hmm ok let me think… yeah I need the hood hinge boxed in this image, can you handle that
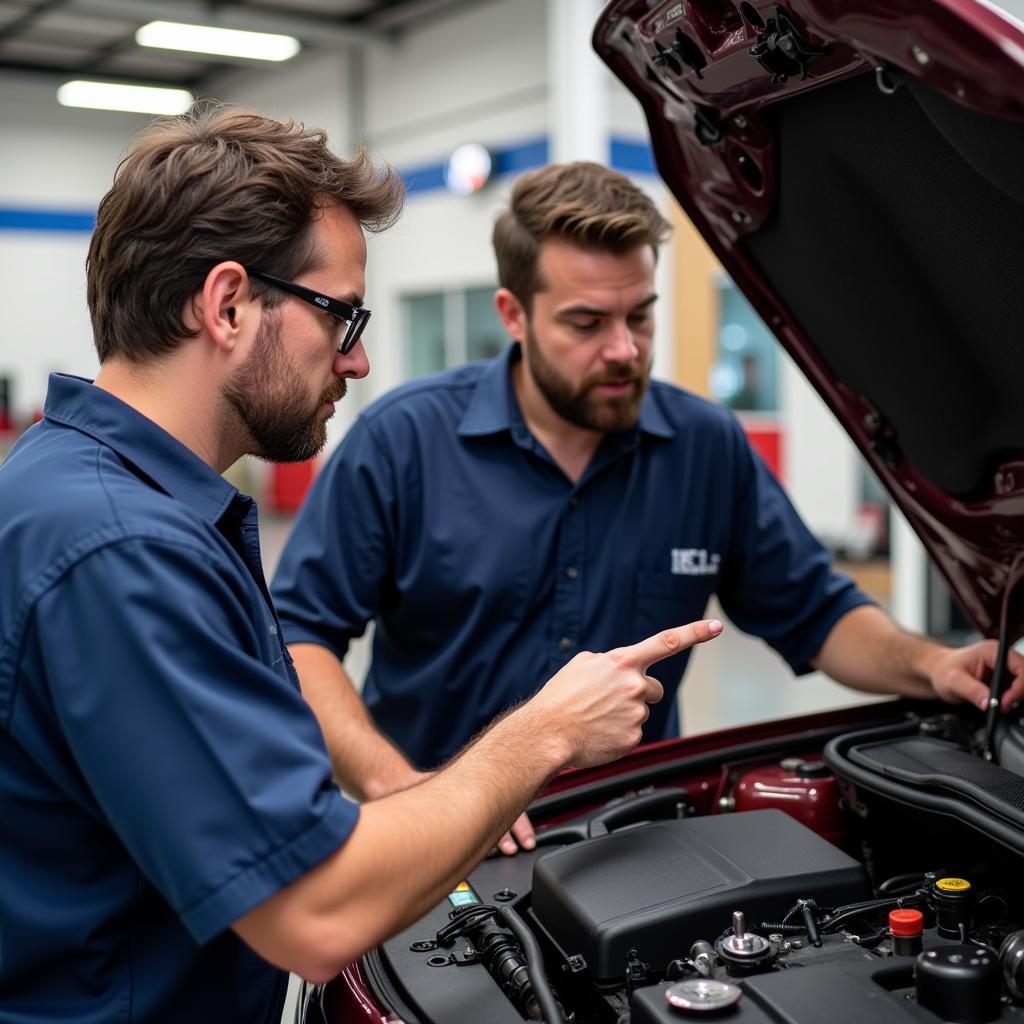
[749,6,831,84]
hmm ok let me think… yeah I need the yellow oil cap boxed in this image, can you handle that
[936,877,971,892]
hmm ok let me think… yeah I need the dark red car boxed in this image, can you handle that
[305,1,1024,1020]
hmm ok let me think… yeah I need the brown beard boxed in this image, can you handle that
[223,311,344,463]
[523,321,649,433]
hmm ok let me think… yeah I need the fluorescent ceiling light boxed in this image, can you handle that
[136,21,300,62]
[57,80,194,115]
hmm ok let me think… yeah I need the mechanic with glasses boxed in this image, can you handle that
[0,109,722,1024]
[271,160,1024,857]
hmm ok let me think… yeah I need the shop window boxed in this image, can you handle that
[403,285,504,376]
[405,293,446,379]
[465,286,506,363]
[710,280,779,412]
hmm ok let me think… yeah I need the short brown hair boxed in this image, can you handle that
[87,105,404,363]
[492,161,671,310]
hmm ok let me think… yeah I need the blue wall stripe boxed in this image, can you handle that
[402,161,449,195]
[493,136,549,176]
[0,136,656,228]
[0,207,96,233]
[402,135,550,196]
[610,137,656,175]
[401,134,655,197]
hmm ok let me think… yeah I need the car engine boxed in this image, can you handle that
[355,711,1024,1024]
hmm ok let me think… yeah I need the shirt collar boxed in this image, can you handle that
[43,372,241,524]
[457,344,521,437]
[457,344,675,441]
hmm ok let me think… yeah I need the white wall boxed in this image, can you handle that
[0,74,151,418]
[364,0,548,165]
[779,351,860,546]
[211,48,355,151]
[356,0,548,402]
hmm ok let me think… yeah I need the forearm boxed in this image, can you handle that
[235,701,566,980]
[240,620,722,981]
[289,642,422,800]
[810,605,943,699]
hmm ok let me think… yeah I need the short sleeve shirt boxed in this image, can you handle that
[272,345,873,769]
[0,374,359,1023]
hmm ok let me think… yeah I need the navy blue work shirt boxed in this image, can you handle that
[0,374,359,1023]
[272,345,872,769]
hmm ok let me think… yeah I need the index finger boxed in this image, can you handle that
[616,619,723,672]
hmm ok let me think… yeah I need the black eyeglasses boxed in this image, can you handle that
[249,269,370,355]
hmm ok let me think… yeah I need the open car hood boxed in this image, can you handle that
[594,0,1024,642]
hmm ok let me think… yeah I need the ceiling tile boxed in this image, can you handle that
[0,1,39,32]
[254,0,377,14]
[0,37,95,63]
[30,10,137,41]
[101,51,211,78]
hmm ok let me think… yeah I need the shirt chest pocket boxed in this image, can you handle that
[632,571,716,644]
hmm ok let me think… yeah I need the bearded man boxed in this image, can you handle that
[271,161,1024,855]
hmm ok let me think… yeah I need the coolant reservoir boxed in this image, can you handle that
[732,758,845,846]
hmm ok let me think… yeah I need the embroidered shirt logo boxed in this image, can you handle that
[671,548,721,576]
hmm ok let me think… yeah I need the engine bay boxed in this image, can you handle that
[350,709,1024,1024]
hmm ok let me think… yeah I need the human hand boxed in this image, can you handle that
[927,639,1024,712]
[496,811,536,856]
[532,619,723,769]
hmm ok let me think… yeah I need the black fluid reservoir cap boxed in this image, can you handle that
[779,757,829,777]
[915,944,1001,1023]
[932,877,973,939]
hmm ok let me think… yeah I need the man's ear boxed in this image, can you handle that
[194,262,254,352]
[494,287,528,343]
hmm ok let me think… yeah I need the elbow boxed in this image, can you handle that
[295,954,354,986]
[282,921,370,984]
[234,910,370,985]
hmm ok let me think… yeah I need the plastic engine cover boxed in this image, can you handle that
[531,809,869,982]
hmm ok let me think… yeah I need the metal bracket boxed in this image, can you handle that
[749,6,830,83]
[693,105,723,146]
[625,946,650,995]
[875,63,902,96]
[563,953,588,974]
[425,946,479,967]
[652,28,707,79]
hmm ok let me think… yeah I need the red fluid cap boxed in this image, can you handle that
[889,909,924,937]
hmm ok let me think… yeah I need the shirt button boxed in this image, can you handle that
[565,565,579,579]
[569,496,580,508]
[559,637,572,652]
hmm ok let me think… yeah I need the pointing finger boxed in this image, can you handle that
[617,619,723,673]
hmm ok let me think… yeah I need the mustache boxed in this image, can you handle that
[321,380,348,404]
[586,372,640,388]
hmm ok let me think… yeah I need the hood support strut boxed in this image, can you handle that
[982,552,1024,762]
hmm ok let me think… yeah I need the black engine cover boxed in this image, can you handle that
[531,809,869,982]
